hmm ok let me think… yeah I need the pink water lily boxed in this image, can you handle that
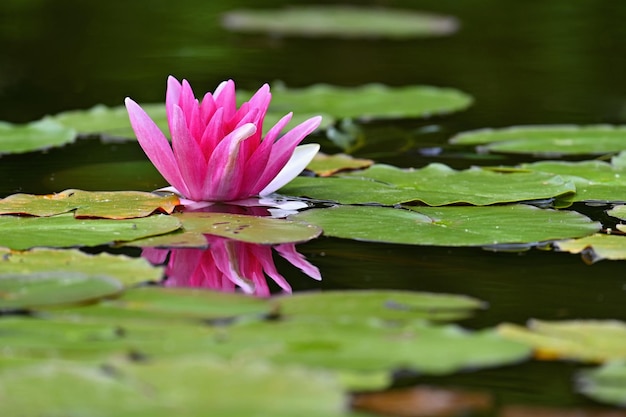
[125,76,321,202]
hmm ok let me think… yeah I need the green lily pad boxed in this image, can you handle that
[276,290,485,322]
[0,358,346,417]
[49,103,168,138]
[290,205,600,246]
[0,119,76,155]
[607,204,626,220]
[306,153,374,177]
[280,164,576,206]
[577,361,626,407]
[222,6,459,39]
[0,213,181,250]
[0,272,123,311]
[127,212,321,248]
[520,160,626,203]
[0,189,180,219]
[268,84,473,121]
[450,125,626,156]
[498,320,626,363]
[0,248,163,286]
[554,234,626,263]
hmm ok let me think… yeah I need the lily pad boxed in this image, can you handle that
[554,234,626,263]
[221,6,459,39]
[0,119,76,155]
[577,361,626,407]
[0,358,346,417]
[126,212,322,248]
[280,164,576,206]
[290,205,600,246]
[607,204,626,220]
[276,290,485,322]
[0,248,164,286]
[0,272,123,311]
[0,189,180,219]
[268,84,473,121]
[498,320,626,363]
[450,125,626,156]
[306,153,374,177]
[0,213,181,250]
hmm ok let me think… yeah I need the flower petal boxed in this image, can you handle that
[260,143,320,196]
[275,243,322,281]
[170,104,207,199]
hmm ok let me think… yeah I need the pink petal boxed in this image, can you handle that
[213,80,237,122]
[260,143,319,196]
[125,98,190,197]
[275,243,322,280]
[166,76,182,134]
[170,104,207,199]
[250,244,292,293]
[200,107,225,156]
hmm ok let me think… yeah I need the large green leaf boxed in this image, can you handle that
[127,212,322,247]
[0,189,179,219]
[0,358,346,417]
[0,248,163,286]
[290,205,600,246]
[450,125,626,156]
[577,361,626,407]
[280,164,576,206]
[498,320,626,363]
[0,119,76,155]
[0,213,181,250]
[222,6,459,39]
[0,272,123,311]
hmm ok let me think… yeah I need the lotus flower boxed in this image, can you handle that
[143,236,321,297]
[125,76,321,203]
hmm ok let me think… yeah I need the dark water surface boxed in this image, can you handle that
[2,0,626,412]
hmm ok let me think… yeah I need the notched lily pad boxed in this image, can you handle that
[0,213,182,250]
[0,119,76,155]
[281,163,576,206]
[306,153,374,177]
[0,189,180,219]
[0,248,163,286]
[222,6,459,39]
[126,212,322,248]
[291,205,600,246]
[554,234,626,263]
[450,125,626,157]
[498,319,626,363]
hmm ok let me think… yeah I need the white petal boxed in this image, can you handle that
[259,143,320,196]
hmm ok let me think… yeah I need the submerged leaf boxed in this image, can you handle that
[306,153,374,177]
[222,6,459,39]
[0,189,180,219]
[0,119,76,155]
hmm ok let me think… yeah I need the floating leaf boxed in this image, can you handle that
[498,320,626,363]
[268,84,472,121]
[0,272,123,311]
[554,234,626,263]
[280,164,576,206]
[0,119,76,155]
[450,125,626,156]
[577,361,626,407]
[291,205,600,246]
[276,290,485,323]
[607,205,626,220]
[306,153,374,177]
[126,212,321,248]
[0,358,346,417]
[0,213,181,250]
[0,248,163,286]
[0,189,179,219]
[222,6,459,39]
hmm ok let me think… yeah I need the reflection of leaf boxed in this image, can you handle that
[222,6,459,39]
[554,234,626,263]
[451,125,626,156]
[280,163,576,206]
[126,212,321,247]
[0,189,179,219]
[0,358,346,417]
[0,213,181,250]
[291,205,600,246]
[0,119,76,155]
[0,248,163,286]
[306,153,374,176]
[499,320,626,363]
[577,361,626,407]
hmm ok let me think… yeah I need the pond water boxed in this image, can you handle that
[3,0,626,414]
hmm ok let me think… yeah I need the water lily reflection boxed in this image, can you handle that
[143,236,321,297]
